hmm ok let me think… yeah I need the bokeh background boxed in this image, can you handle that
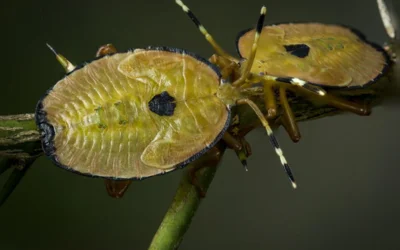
[1,0,400,249]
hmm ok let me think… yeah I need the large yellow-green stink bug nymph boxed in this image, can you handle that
[35,47,231,180]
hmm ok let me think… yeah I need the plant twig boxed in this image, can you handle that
[0,158,36,206]
[149,144,226,250]
[0,114,41,206]
[0,114,42,158]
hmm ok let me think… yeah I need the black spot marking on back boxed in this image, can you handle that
[284,44,310,58]
[149,91,176,116]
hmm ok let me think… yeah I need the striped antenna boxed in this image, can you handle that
[236,150,249,171]
[291,78,326,96]
[236,98,297,189]
[175,0,237,62]
[261,75,326,96]
[232,6,267,87]
[377,0,397,39]
[46,43,76,73]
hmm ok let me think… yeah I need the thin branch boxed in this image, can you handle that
[148,144,226,250]
[0,114,42,159]
[0,158,36,206]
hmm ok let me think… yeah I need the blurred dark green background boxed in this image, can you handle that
[1,0,400,249]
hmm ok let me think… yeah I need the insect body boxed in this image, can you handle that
[176,0,391,142]
[36,5,298,190]
[237,23,389,88]
[36,47,231,179]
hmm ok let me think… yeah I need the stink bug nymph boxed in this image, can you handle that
[176,0,391,143]
[35,4,298,198]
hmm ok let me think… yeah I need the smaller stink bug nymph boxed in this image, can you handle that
[176,0,391,143]
[35,4,298,198]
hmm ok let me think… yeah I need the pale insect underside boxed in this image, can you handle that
[40,50,229,179]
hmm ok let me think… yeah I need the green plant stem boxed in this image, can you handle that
[0,114,41,158]
[148,144,225,250]
[0,158,35,206]
[0,114,41,206]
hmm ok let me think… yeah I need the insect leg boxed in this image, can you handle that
[237,137,252,170]
[46,43,76,73]
[209,54,239,80]
[104,179,132,199]
[222,132,252,171]
[286,81,371,116]
[96,44,118,57]
[259,75,370,116]
[318,93,371,116]
[222,132,242,151]
[263,79,278,119]
[262,75,327,96]
[175,0,238,62]
[279,86,301,142]
[232,6,267,88]
[236,98,297,189]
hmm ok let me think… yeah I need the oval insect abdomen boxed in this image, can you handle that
[237,23,389,87]
[36,48,229,179]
